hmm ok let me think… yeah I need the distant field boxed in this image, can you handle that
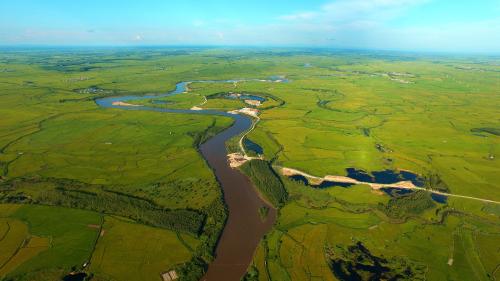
[1,48,499,280]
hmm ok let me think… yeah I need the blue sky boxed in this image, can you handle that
[0,0,499,52]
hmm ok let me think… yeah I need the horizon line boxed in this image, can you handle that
[0,44,499,56]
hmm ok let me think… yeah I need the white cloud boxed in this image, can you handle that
[280,0,429,24]
[2,0,497,52]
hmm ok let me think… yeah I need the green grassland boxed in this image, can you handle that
[0,204,101,280]
[89,216,198,281]
[1,48,499,280]
[241,61,499,200]
[0,48,247,280]
[0,204,199,281]
[248,177,500,281]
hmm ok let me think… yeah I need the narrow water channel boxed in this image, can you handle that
[95,80,277,281]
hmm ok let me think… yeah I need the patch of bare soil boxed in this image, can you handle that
[228,107,259,117]
[111,101,141,107]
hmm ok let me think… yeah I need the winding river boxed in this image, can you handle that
[95,80,277,281]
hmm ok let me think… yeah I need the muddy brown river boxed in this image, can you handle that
[199,112,276,281]
[96,80,277,281]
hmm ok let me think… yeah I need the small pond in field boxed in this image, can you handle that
[225,93,266,102]
[243,138,263,155]
[346,168,425,187]
[288,175,354,188]
[380,187,447,203]
[431,193,448,203]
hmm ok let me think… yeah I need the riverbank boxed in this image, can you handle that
[96,79,278,281]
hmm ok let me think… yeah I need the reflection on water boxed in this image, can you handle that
[225,93,266,102]
[381,187,447,204]
[243,138,263,155]
[289,174,309,185]
[289,175,354,188]
[346,168,374,182]
[431,193,448,203]
[347,168,425,187]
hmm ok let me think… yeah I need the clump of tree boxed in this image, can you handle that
[176,257,208,281]
[176,198,228,281]
[423,173,449,192]
[38,188,205,234]
[242,265,259,281]
[240,160,287,207]
[258,206,269,220]
[379,191,435,219]
[197,198,227,261]
[1,176,230,281]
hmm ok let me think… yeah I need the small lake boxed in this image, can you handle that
[431,193,448,203]
[380,187,447,203]
[289,174,354,188]
[243,138,263,155]
[347,168,425,187]
[226,93,266,102]
[269,75,289,82]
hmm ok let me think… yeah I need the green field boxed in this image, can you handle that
[0,204,101,280]
[1,48,499,280]
[89,216,198,281]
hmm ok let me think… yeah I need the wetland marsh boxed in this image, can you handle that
[0,48,498,281]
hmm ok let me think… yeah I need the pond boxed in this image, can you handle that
[289,174,354,188]
[243,138,263,155]
[347,168,425,187]
[381,187,448,203]
[431,193,448,203]
[225,93,266,102]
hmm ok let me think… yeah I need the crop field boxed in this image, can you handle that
[89,216,198,281]
[0,204,101,280]
[249,177,500,281]
[0,48,499,280]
